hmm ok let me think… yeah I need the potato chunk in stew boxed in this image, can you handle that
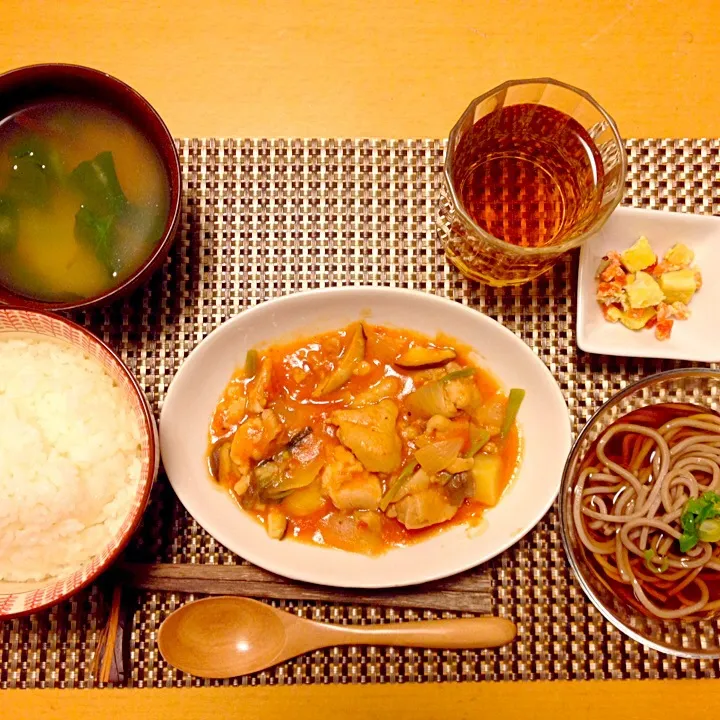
[321,446,382,511]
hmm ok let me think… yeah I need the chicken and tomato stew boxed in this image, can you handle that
[208,322,523,555]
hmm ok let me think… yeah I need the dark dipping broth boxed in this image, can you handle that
[0,100,169,301]
[573,403,720,621]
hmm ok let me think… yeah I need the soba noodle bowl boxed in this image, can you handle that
[572,403,720,621]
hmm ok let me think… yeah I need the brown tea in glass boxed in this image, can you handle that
[438,79,627,286]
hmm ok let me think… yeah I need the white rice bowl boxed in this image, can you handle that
[0,334,143,582]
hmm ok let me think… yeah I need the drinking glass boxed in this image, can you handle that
[436,78,627,286]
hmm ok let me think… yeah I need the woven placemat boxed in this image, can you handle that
[2,138,720,689]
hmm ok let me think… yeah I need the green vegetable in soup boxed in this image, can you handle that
[643,548,669,574]
[74,206,121,274]
[0,196,19,252]
[0,101,171,302]
[71,151,130,274]
[678,491,720,552]
[71,151,128,216]
[699,518,720,543]
[6,137,61,206]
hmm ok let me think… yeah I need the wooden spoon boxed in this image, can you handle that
[158,596,517,678]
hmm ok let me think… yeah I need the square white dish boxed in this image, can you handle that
[577,206,720,362]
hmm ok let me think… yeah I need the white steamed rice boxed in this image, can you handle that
[0,334,143,582]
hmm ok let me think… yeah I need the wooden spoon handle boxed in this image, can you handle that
[309,616,516,650]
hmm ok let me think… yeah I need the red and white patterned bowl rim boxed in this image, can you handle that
[0,308,158,618]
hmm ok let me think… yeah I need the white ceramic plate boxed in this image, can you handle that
[577,207,720,362]
[160,287,571,588]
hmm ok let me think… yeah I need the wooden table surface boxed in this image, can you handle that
[2,0,719,139]
[2,1,720,717]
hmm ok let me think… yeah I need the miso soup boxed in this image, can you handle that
[0,100,170,301]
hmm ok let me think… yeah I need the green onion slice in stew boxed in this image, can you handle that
[465,429,491,458]
[440,367,476,383]
[499,388,525,439]
[245,349,258,378]
[379,461,419,512]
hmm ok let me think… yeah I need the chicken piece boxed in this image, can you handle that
[427,414,454,433]
[399,421,422,441]
[329,399,402,473]
[230,409,282,471]
[443,375,481,411]
[230,418,262,473]
[223,396,247,426]
[321,445,382,510]
[389,487,459,530]
[260,408,282,442]
[350,376,402,408]
[247,358,273,413]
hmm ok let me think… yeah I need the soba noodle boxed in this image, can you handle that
[572,403,720,620]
